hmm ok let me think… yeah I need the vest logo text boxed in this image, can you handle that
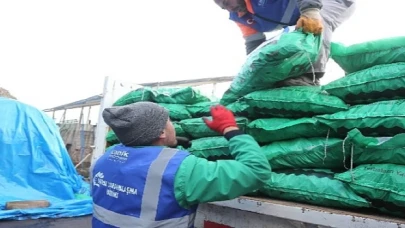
[93,172,138,199]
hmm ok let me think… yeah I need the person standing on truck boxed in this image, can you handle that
[91,101,271,228]
[213,0,356,86]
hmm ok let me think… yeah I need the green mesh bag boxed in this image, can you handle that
[242,86,348,119]
[331,36,405,74]
[246,117,331,143]
[186,102,218,118]
[220,31,322,105]
[322,63,405,104]
[260,169,370,209]
[158,103,191,121]
[180,117,249,139]
[114,87,211,106]
[262,137,352,170]
[316,99,405,136]
[335,164,405,215]
[106,130,119,144]
[173,122,188,138]
[346,129,405,166]
[226,100,251,117]
[152,87,211,104]
[188,136,230,159]
[113,87,153,106]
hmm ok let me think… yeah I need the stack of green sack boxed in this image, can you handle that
[187,30,322,161]
[316,36,405,216]
[105,86,250,161]
[105,86,213,145]
[221,36,405,217]
[222,85,371,210]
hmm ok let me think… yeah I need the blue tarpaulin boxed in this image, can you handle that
[0,97,92,220]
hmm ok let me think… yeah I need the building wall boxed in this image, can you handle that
[58,123,96,178]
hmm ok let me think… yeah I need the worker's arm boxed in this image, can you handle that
[236,22,266,55]
[297,0,322,11]
[174,106,271,208]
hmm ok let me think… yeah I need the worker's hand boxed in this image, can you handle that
[203,105,238,134]
[296,8,323,35]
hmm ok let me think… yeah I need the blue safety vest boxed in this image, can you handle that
[230,0,301,32]
[91,145,197,228]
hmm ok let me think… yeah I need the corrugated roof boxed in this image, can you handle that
[43,76,234,112]
[43,94,102,112]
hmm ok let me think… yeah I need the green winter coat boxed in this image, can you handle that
[173,134,271,209]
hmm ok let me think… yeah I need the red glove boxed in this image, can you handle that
[203,105,238,134]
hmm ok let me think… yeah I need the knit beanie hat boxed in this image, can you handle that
[102,101,169,146]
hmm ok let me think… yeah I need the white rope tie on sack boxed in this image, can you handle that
[350,144,355,181]
[342,135,356,182]
[322,128,331,164]
[304,52,317,84]
[342,135,349,170]
[141,88,146,100]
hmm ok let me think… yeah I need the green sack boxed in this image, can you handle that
[188,136,230,159]
[173,122,188,138]
[242,86,348,119]
[180,117,249,139]
[331,37,405,74]
[316,99,405,136]
[220,31,321,105]
[106,130,119,144]
[246,117,331,143]
[260,169,370,209]
[186,102,218,118]
[262,137,351,169]
[322,63,405,104]
[346,129,405,166]
[113,87,153,106]
[226,100,251,117]
[158,103,192,121]
[152,87,211,104]
[335,164,405,213]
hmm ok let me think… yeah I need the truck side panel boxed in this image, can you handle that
[195,203,323,228]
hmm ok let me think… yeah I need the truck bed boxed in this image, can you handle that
[3,197,403,228]
[0,215,92,228]
[197,196,405,228]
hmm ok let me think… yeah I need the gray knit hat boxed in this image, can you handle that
[102,101,169,146]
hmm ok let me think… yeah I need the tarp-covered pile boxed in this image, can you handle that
[0,98,92,220]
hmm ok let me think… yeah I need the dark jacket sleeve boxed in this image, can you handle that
[234,21,267,55]
[297,0,323,12]
[246,38,266,55]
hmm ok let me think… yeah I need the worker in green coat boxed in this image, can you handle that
[91,101,271,228]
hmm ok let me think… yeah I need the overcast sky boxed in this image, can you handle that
[1,0,404,123]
